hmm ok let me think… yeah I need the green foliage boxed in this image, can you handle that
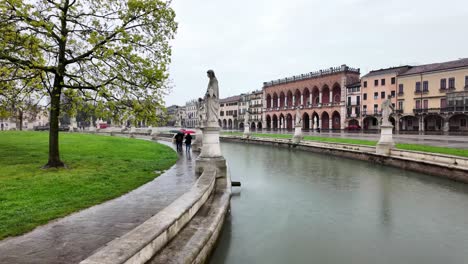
[0,0,177,124]
[0,0,177,165]
[396,143,468,158]
[0,132,178,239]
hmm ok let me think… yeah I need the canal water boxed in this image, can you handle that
[210,142,468,264]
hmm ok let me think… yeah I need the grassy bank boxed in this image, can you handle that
[0,132,177,239]
[222,132,468,157]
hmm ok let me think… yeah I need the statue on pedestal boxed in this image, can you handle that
[197,98,206,128]
[204,70,219,127]
[377,95,395,155]
[196,69,226,176]
[244,110,250,126]
[295,108,302,127]
[381,95,394,127]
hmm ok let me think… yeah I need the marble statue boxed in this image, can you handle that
[204,70,220,127]
[295,108,302,127]
[197,98,206,127]
[381,95,394,127]
[314,116,318,127]
[244,110,250,125]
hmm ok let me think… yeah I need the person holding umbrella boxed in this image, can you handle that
[175,131,184,152]
[184,132,193,153]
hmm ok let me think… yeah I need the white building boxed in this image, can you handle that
[184,100,198,128]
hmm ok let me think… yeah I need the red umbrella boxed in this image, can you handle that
[183,129,195,134]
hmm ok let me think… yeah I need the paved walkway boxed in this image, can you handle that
[0,138,197,264]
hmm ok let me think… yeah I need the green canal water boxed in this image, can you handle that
[210,142,468,264]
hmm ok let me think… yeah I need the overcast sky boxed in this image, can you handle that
[165,0,468,106]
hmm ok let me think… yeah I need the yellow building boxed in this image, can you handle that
[359,66,411,131]
[397,58,468,132]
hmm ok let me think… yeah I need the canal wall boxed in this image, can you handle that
[221,136,468,184]
[80,133,231,264]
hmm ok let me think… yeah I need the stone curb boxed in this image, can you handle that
[149,171,232,264]
[80,168,217,264]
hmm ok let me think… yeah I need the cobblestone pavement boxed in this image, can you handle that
[0,138,197,264]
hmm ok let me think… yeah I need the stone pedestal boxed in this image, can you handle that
[195,126,226,177]
[376,125,395,155]
[192,128,203,152]
[292,125,303,143]
[243,125,251,138]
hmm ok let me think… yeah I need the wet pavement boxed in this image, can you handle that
[0,138,197,264]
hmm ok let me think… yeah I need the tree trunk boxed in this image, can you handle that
[44,83,65,168]
[18,110,23,131]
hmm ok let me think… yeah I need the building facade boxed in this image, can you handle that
[359,66,411,131]
[397,58,468,132]
[344,82,361,128]
[263,65,360,131]
[184,100,198,128]
[219,95,240,129]
[248,90,263,129]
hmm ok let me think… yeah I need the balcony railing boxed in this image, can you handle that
[362,110,381,116]
[442,106,468,113]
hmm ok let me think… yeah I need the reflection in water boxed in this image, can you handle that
[210,142,468,264]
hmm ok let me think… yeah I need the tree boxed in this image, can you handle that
[0,0,177,168]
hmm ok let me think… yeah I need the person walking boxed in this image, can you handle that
[185,133,193,153]
[175,132,184,152]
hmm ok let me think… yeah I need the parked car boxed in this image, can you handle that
[345,124,361,131]
[99,123,108,129]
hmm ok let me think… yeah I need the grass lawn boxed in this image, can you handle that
[222,132,377,146]
[222,131,468,157]
[0,131,177,240]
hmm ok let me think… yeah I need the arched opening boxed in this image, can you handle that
[257,122,262,130]
[266,115,271,129]
[218,119,222,127]
[424,114,443,131]
[273,93,278,108]
[223,119,227,128]
[239,122,244,130]
[348,119,359,126]
[312,112,320,129]
[322,85,330,104]
[234,119,238,129]
[272,115,278,129]
[294,89,301,106]
[363,116,379,131]
[286,90,293,107]
[312,86,320,106]
[251,122,256,130]
[279,92,285,108]
[332,83,341,103]
[286,114,293,130]
[400,116,419,131]
[266,94,272,108]
[303,112,310,130]
[279,114,285,129]
[449,114,468,132]
[332,111,341,130]
[303,88,310,106]
[228,119,233,129]
[321,112,330,130]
